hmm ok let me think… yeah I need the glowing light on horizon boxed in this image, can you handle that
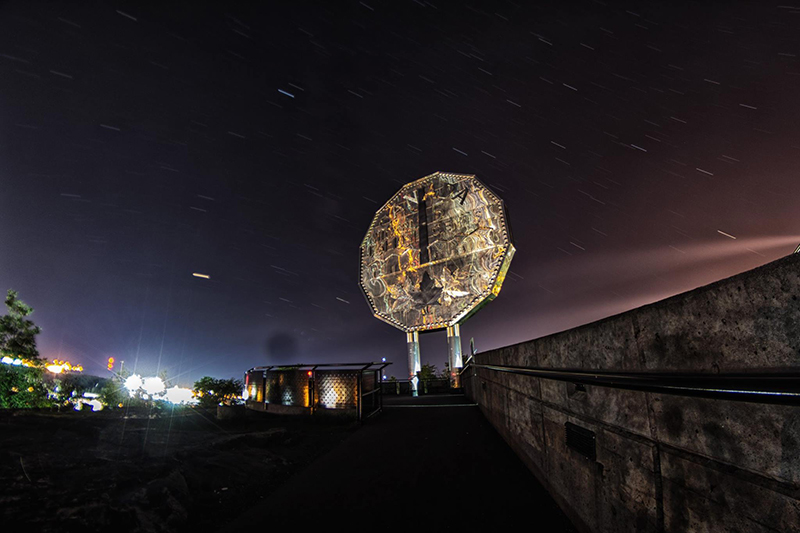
[45,359,84,374]
[2,356,30,367]
[74,398,103,411]
[142,376,166,395]
[124,375,144,396]
[164,386,197,405]
[124,374,196,404]
[2,356,83,373]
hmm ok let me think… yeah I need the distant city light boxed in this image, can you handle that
[192,272,210,279]
[50,360,83,373]
[142,376,166,395]
[74,398,103,411]
[164,386,196,405]
[2,357,82,373]
[124,375,143,396]
[123,374,197,405]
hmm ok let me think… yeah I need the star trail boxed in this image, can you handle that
[1,1,799,383]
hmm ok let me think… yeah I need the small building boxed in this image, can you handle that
[244,362,390,421]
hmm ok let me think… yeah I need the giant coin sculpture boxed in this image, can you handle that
[359,172,515,393]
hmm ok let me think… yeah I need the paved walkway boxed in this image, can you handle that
[231,393,576,530]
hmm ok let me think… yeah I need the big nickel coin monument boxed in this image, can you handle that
[359,172,515,394]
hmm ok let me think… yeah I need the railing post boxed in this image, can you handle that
[309,369,315,415]
[357,371,363,421]
[378,371,382,414]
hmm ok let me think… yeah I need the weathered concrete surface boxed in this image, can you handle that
[464,253,800,533]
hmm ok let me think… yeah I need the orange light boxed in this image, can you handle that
[45,359,83,374]
[307,371,313,377]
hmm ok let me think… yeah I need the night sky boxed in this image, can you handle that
[2,1,799,385]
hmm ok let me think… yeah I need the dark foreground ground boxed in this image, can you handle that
[231,393,577,531]
[2,394,576,532]
[0,405,356,532]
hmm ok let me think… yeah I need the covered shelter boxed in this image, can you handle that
[244,362,391,421]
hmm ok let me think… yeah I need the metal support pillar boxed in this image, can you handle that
[447,324,463,388]
[406,331,421,396]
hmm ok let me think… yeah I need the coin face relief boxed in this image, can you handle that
[360,172,515,332]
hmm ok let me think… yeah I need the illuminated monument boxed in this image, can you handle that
[359,172,515,394]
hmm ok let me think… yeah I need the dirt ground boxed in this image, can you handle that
[0,406,356,532]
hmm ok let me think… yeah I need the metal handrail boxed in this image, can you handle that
[248,362,391,372]
[463,362,800,406]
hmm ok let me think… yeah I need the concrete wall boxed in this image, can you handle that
[464,253,800,533]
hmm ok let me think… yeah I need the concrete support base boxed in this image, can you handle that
[407,331,421,396]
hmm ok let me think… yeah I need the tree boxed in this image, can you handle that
[216,378,244,401]
[54,374,106,401]
[0,290,48,408]
[0,289,43,363]
[419,363,440,381]
[99,379,125,408]
[193,376,243,408]
[0,366,49,408]
[193,376,215,408]
[443,361,452,379]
